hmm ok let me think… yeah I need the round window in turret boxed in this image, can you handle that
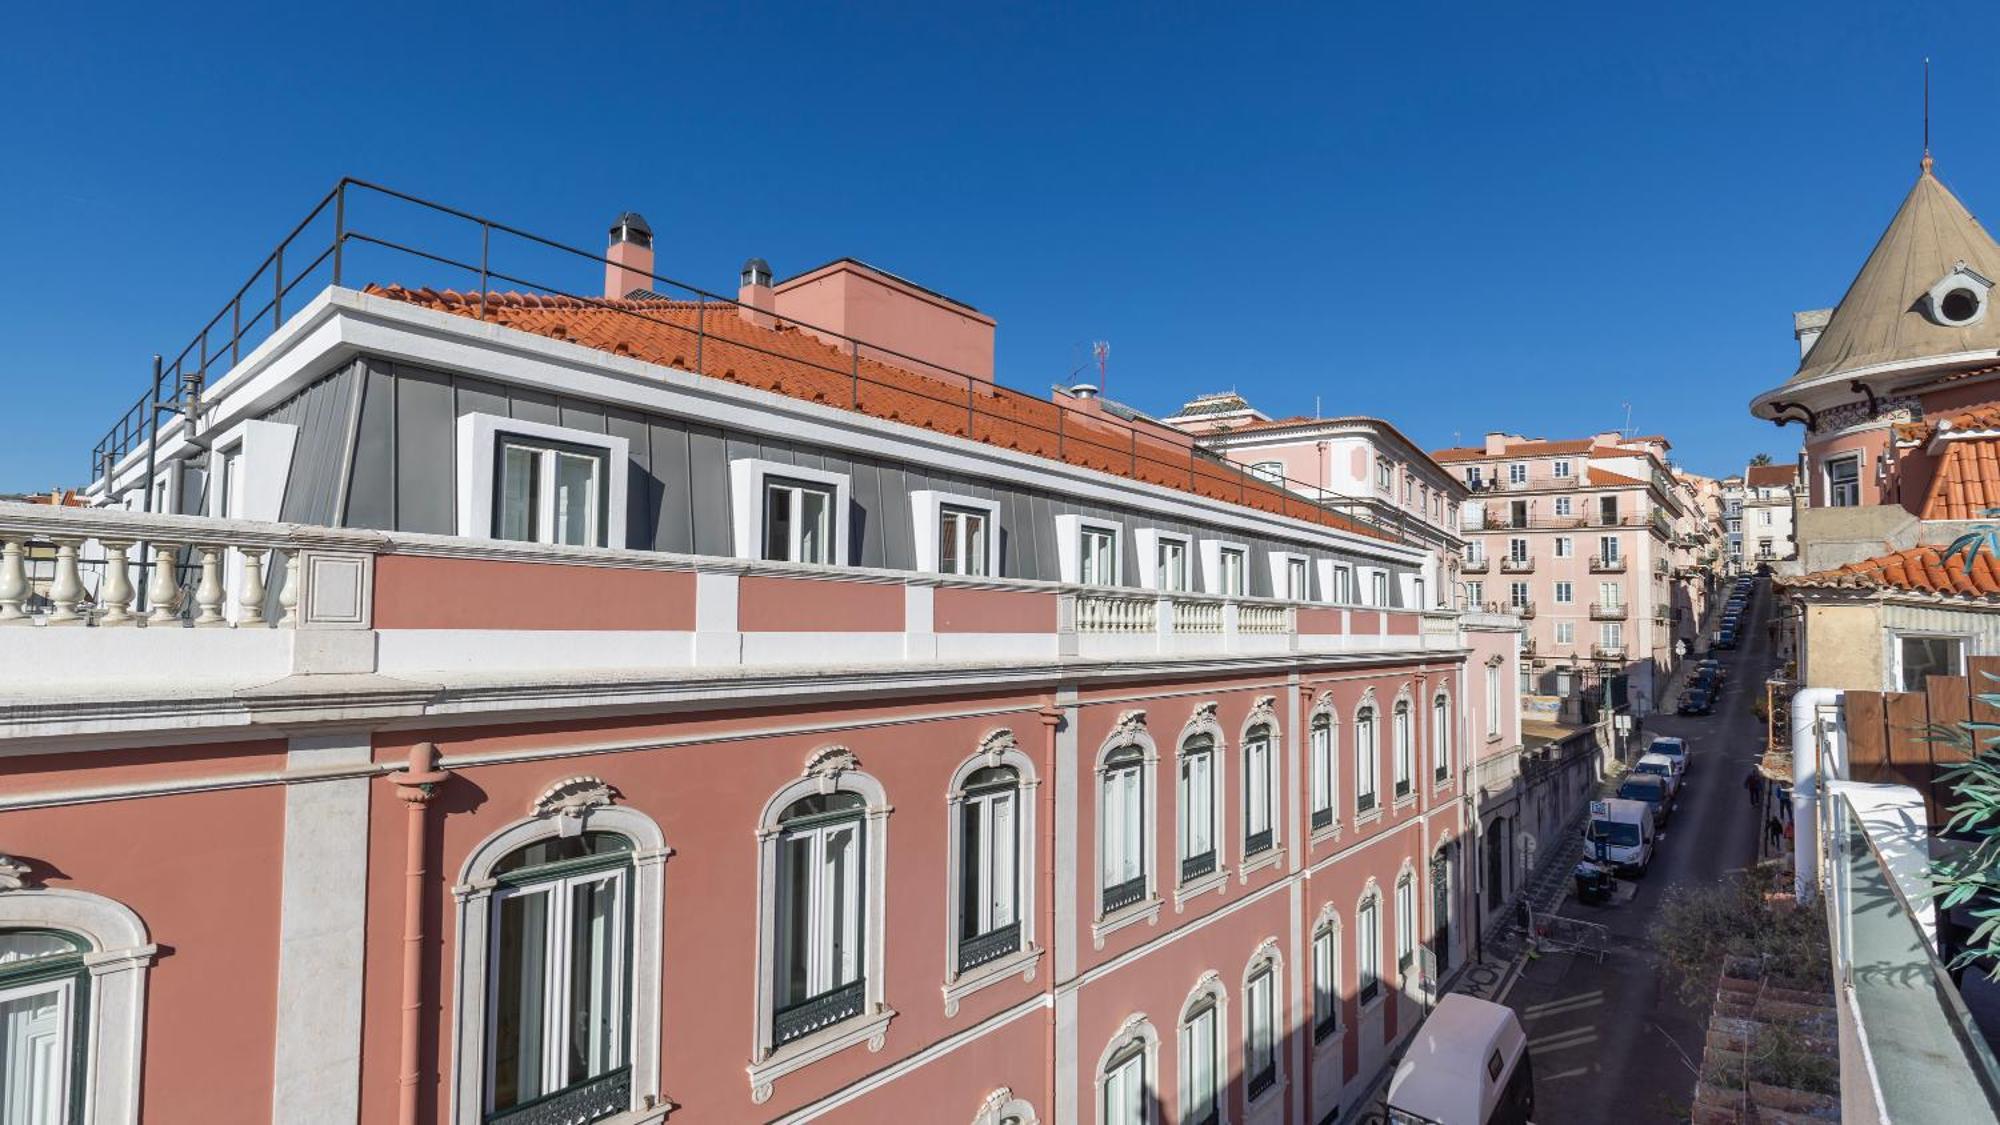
[1940,287,1983,325]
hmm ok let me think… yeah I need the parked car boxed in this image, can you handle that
[1691,669,1722,695]
[1715,630,1737,650]
[1649,735,1690,776]
[1387,995,1536,1125]
[1634,752,1683,798]
[1697,659,1726,683]
[1617,772,1673,826]
[1678,687,1714,715]
[1584,796,1658,875]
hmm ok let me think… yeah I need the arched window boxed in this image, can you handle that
[486,831,636,1116]
[945,732,1042,1014]
[450,795,668,1123]
[1178,733,1219,885]
[1432,691,1452,784]
[1178,977,1226,1125]
[1395,869,1419,981]
[1101,746,1149,916]
[1311,911,1342,1042]
[1242,940,1285,1105]
[0,882,155,1125]
[1357,888,1383,1006]
[1354,706,1379,815]
[1393,698,1414,799]
[1,928,90,1122]
[1242,723,1275,857]
[1309,707,1337,832]
[750,752,892,1103]
[1097,1016,1159,1125]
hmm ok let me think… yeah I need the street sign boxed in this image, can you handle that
[1615,713,1634,735]
[1419,946,1438,996]
[1590,800,1607,819]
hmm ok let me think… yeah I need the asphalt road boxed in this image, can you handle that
[1502,578,1775,1123]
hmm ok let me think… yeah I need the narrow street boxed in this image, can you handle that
[1501,580,1777,1122]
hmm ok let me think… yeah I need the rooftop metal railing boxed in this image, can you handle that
[89,179,1428,549]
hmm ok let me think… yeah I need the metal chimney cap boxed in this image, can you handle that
[611,211,653,246]
[1071,383,1100,399]
[741,257,773,286]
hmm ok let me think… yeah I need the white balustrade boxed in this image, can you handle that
[0,540,25,623]
[237,547,268,627]
[276,551,300,626]
[46,539,84,625]
[1239,604,1288,634]
[1075,593,1157,634]
[192,547,228,626]
[99,540,135,625]
[1172,598,1223,634]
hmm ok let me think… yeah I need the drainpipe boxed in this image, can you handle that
[391,742,451,1125]
[1789,688,1842,901]
[1036,702,1063,1125]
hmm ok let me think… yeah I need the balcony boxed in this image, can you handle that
[1588,555,1626,573]
[1515,601,1537,619]
[1589,602,1628,621]
[774,979,866,1046]
[1462,556,1490,573]
[1499,556,1535,573]
[1589,643,1627,660]
[1653,558,1670,576]
[956,921,1022,973]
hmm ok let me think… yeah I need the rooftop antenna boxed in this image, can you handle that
[1092,341,1109,394]
[1923,57,1933,173]
[1315,395,1322,419]
[1622,402,1633,436]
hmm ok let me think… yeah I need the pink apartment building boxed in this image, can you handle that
[0,184,1523,1125]
[1429,433,1720,715]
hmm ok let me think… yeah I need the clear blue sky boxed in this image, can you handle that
[0,3,1985,489]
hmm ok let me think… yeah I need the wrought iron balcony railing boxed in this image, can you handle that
[773,979,866,1046]
[1589,602,1628,620]
[1102,875,1147,915]
[1588,555,1626,573]
[956,921,1022,973]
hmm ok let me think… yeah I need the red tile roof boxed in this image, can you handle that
[1744,464,1798,488]
[1784,543,2000,598]
[365,286,1391,541]
[1919,438,2000,520]
[1431,438,1595,462]
[1586,467,1646,488]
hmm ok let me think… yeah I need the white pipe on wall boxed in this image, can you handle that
[1791,686,1844,900]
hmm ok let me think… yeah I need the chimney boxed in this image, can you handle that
[603,212,654,300]
[1483,432,1514,455]
[1794,308,1831,359]
[739,257,775,329]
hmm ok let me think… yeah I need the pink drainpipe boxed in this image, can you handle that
[392,742,451,1125]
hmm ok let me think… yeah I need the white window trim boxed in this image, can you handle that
[1177,973,1232,1125]
[0,886,156,1125]
[1432,689,1453,788]
[1308,695,1340,842]
[203,417,297,522]
[1174,714,1231,911]
[1891,631,1970,693]
[1093,722,1162,948]
[1267,551,1312,602]
[1314,559,1354,605]
[1096,1013,1162,1125]
[1198,539,1251,597]
[729,457,851,565]
[1238,704,1285,882]
[455,413,629,546]
[1241,939,1286,1110]
[1395,863,1420,993]
[749,757,894,1103]
[449,804,671,1125]
[1358,567,1391,607]
[1354,692,1382,822]
[1134,528,1194,593]
[972,1086,1043,1125]
[1057,514,1124,586]
[942,732,1043,1015]
[1310,904,1344,1051]
[1357,881,1386,1012]
[911,489,1003,576]
[1391,690,1417,807]
[1824,453,1862,507]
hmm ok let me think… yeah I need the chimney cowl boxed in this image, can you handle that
[611,211,653,248]
[741,257,773,287]
[1071,383,1100,399]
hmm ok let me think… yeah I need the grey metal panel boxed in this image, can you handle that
[1028,495,1060,581]
[178,464,207,516]
[396,366,456,534]
[649,421,694,554]
[874,463,913,572]
[558,398,607,435]
[510,388,560,426]
[344,362,398,530]
[267,362,359,527]
[998,488,1032,579]
[453,376,510,421]
[687,425,731,557]
[607,408,654,550]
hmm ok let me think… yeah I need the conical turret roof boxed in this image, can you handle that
[1791,160,2000,384]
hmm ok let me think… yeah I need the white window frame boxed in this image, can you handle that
[1135,529,1193,593]
[1602,621,1624,648]
[1508,463,1527,484]
[1395,868,1419,983]
[1199,539,1250,597]
[912,490,1002,577]
[1057,514,1124,586]
[1433,691,1452,784]
[457,413,629,547]
[1176,715,1228,903]
[1368,569,1391,607]
[1311,908,1343,1045]
[1554,496,1572,517]
[449,804,669,1123]
[1555,621,1575,645]
[1357,886,1384,1009]
[1553,459,1571,478]
[943,733,1043,1013]
[1249,460,1285,483]
[0,888,156,1125]
[1553,581,1573,605]
[1825,454,1861,508]
[1553,536,1573,558]
[1599,535,1621,563]
[1316,559,1355,605]
[1242,720,1278,861]
[1242,941,1285,1107]
[1485,667,1501,737]
[1268,552,1312,601]
[1097,1015,1161,1125]
[726,458,852,565]
[1308,698,1339,836]
[1392,695,1415,801]
[747,758,892,1103]
[1894,632,1969,692]
[1094,724,1162,944]
[1355,699,1380,817]
[1178,975,1229,1125]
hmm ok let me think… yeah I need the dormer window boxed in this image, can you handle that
[1926,261,1992,327]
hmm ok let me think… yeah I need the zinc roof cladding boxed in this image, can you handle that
[1744,464,1799,489]
[1784,542,2000,598]
[1791,164,2000,385]
[363,286,1393,542]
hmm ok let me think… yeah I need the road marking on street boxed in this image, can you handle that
[1542,1066,1592,1082]
[1528,1027,1600,1053]
[1520,991,1605,1020]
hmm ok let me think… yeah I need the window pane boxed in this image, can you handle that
[1902,636,1964,691]
[1188,1007,1216,1121]
[826,824,861,988]
[990,793,1017,928]
[565,876,624,1084]
[779,834,815,1004]
[492,890,551,1109]
[940,510,962,575]
[961,799,984,934]
[765,484,794,562]
[965,511,988,576]
[800,487,831,564]
[498,445,539,543]
[553,452,598,546]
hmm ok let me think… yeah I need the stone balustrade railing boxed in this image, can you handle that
[1173,598,1223,634]
[1071,593,1157,634]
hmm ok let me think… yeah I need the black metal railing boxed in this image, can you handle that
[1314,1006,1339,1042]
[1359,976,1380,1005]
[1357,792,1377,815]
[1310,806,1334,831]
[1180,850,1217,883]
[487,1065,630,1125]
[90,178,1422,551]
[1248,1062,1277,1100]
[956,921,1021,974]
[1244,828,1273,856]
[1102,875,1147,915]
[1394,778,1411,800]
[772,979,865,1046]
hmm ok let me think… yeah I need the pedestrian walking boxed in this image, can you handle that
[1765,812,1784,850]
[1743,767,1763,810]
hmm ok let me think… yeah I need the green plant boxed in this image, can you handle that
[1931,724,2000,974]
[1753,1023,1838,1095]
[1655,862,1830,1006]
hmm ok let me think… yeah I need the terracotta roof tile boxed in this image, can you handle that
[364,286,1391,541]
[1744,464,1797,488]
[1900,398,2000,444]
[1919,436,2000,519]
[1431,438,1596,463]
[1586,467,1646,488]
[1783,542,2000,598]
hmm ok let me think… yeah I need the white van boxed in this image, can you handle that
[1583,797,1655,876]
[1387,994,1535,1124]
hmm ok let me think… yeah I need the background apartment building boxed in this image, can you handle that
[1742,462,1798,565]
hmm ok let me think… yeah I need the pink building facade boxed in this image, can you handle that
[4,189,1523,1125]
